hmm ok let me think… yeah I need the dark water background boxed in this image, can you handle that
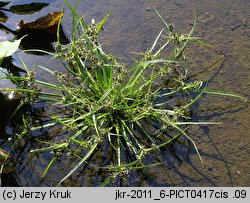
[0,0,249,186]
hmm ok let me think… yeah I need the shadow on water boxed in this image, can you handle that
[1,0,249,186]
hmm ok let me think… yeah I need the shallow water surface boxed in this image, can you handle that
[0,0,249,186]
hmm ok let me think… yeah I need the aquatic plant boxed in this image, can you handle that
[0,37,23,65]
[0,0,247,186]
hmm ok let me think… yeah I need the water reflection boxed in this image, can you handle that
[0,91,21,132]
[1,130,232,187]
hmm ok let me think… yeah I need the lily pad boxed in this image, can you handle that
[10,2,49,14]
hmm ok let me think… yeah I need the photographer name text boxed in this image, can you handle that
[1,189,72,200]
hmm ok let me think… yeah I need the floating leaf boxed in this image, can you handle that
[19,11,64,30]
[0,1,10,8]
[10,2,49,15]
[0,36,24,61]
[15,12,69,52]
